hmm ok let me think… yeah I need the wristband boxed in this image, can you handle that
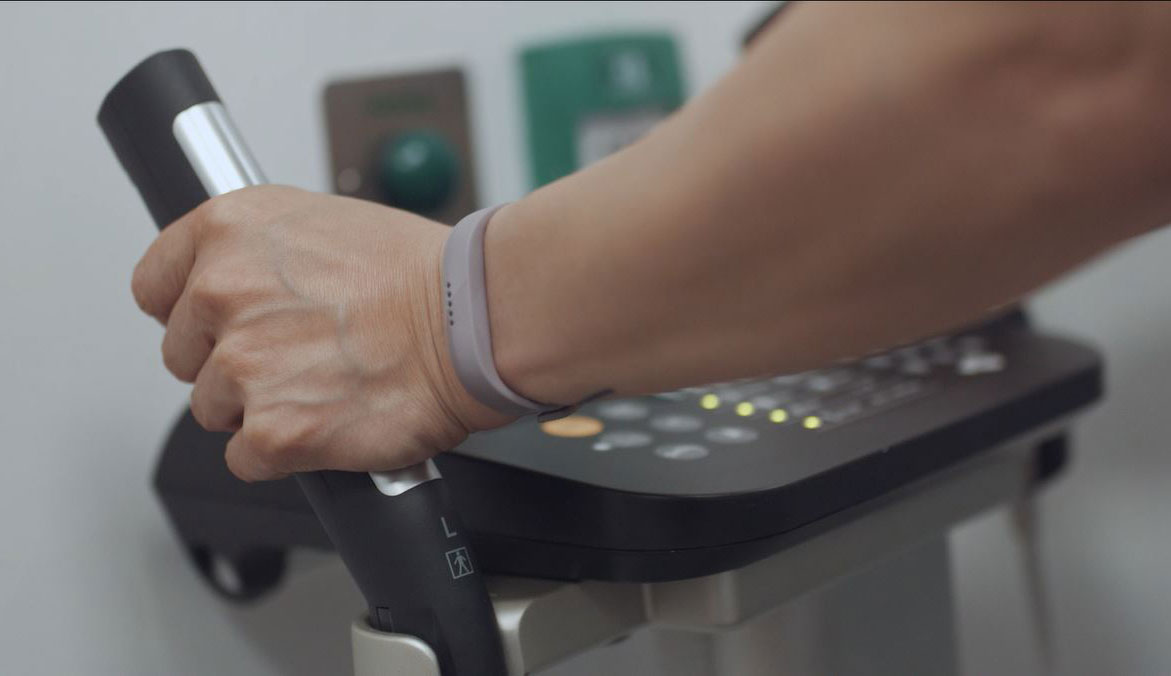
[442,205,608,421]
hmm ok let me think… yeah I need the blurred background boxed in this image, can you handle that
[0,2,1168,674]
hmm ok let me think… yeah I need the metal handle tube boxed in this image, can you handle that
[98,49,505,676]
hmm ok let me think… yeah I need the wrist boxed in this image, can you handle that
[416,221,516,435]
[482,200,590,405]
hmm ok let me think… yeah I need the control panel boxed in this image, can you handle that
[452,316,1097,498]
[549,332,1004,450]
[324,68,478,223]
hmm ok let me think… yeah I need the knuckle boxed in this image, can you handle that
[243,413,321,472]
[130,261,155,315]
[161,339,197,382]
[196,194,244,233]
[213,333,264,381]
[242,422,283,465]
[189,389,211,429]
[187,271,235,318]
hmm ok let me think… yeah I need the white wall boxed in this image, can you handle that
[0,2,1168,675]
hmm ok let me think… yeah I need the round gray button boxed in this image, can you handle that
[599,430,654,448]
[597,401,650,421]
[900,358,931,376]
[650,414,703,433]
[655,444,709,461]
[705,426,759,444]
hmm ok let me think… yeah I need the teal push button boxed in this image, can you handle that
[378,130,459,214]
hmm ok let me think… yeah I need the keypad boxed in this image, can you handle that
[567,331,1009,465]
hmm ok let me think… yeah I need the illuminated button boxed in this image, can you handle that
[769,408,790,424]
[650,414,703,433]
[706,426,759,444]
[802,416,823,430]
[655,444,709,461]
[699,393,721,410]
[378,130,459,214]
[540,415,604,438]
[598,430,653,448]
[597,401,650,421]
[957,351,1006,376]
[735,402,756,417]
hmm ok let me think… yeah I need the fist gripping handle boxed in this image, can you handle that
[99,49,506,676]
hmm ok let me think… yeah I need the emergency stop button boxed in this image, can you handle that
[378,130,459,214]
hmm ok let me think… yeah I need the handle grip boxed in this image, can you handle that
[99,49,505,676]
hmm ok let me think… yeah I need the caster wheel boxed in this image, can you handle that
[187,545,287,603]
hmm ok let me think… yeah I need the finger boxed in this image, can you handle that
[131,206,204,322]
[225,426,283,482]
[224,415,316,482]
[190,350,244,432]
[161,290,214,383]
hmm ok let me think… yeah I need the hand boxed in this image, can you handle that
[131,185,512,481]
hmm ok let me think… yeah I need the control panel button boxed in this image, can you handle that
[863,354,894,369]
[957,351,1006,376]
[788,400,819,417]
[705,426,759,444]
[598,430,654,448]
[597,401,650,421]
[655,444,709,461]
[378,130,459,214]
[900,358,931,376]
[650,414,703,433]
[539,415,604,438]
[807,370,853,393]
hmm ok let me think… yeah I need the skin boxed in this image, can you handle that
[132,2,1171,481]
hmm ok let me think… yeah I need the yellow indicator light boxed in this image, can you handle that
[735,402,756,417]
[769,408,789,424]
[802,416,823,430]
[700,394,720,410]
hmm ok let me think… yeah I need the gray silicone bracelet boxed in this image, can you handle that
[442,205,553,417]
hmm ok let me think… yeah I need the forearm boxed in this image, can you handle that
[486,1,1171,405]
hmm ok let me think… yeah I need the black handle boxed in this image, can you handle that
[298,472,504,671]
[99,49,506,676]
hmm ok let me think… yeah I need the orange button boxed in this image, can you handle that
[539,415,604,438]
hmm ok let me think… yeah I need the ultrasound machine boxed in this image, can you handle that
[97,11,1102,675]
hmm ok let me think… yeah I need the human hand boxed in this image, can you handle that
[131,185,512,481]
